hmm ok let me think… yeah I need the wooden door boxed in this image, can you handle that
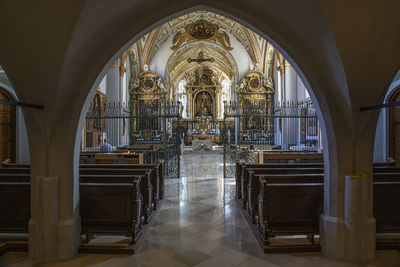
[389,89,400,163]
[0,88,16,162]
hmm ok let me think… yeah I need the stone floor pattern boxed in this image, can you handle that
[1,151,400,266]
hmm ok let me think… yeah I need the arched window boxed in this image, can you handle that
[177,80,187,118]
[0,88,16,162]
[221,79,230,118]
[389,88,400,162]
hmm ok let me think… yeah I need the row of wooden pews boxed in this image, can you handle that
[80,152,145,164]
[0,160,164,254]
[236,161,400,252]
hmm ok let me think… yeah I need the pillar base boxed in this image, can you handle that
[320,213,376,263]
[57,217,81,260]
[29,176,81,263]
[320,213,345,260]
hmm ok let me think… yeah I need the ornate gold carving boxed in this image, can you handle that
[237,69,275,98]
[183,67,223,119]
[170,20,233,51]
[129,69,167,97]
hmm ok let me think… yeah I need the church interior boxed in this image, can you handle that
[0,2,400,266]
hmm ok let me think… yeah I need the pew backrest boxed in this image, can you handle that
[0,173,30,182]
[79,174,145,184]
[260,182,323,232]
[248,167,324,175]
[373,181,400,232]
[80,181,142,235]
[255,173,324,183]
[0,168,30,174]
[0,182,30,232]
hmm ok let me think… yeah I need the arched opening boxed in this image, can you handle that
[3,1,395,264]
[72,9,327,259]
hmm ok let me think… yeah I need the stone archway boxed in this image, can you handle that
[2,1,397,263]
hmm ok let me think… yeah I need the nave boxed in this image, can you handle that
[1,151,399,267]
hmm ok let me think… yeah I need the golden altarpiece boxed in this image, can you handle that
[180,66,223,144]
[84,90,107,148]
[129,69,168,145]
[236,68,275,145]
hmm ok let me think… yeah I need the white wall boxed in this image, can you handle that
[297,75,310,102]
[98,75,107,94]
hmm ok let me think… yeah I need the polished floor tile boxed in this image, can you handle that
[1,150,400,266]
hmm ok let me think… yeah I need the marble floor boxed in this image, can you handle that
[1,150,400,266]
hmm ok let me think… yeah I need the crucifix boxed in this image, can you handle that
[187,51,214,64]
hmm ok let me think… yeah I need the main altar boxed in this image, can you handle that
[178,62,224,145]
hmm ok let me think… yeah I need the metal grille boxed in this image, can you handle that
[82,102,181,179]
[223,102,320,178]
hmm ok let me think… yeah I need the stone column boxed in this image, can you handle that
[187,88,193,119]
[282,62,298,149]
[216,87,221,119]
[106,62,121,147]
[26,105,82,263]
[320,108,376,263]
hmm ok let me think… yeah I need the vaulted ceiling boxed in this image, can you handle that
[124,10,281,96]
[134,11,271,73]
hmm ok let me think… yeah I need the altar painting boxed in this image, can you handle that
[241,99,266,130]
[138,99,160,131]
[195,91,213,118]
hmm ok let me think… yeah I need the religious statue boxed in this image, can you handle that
[200,99,208,116]
[180,104,184,117]
[196,92,211,117]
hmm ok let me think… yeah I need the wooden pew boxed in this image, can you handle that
[0,168,30,174]
[80,180,142,245]
[241,165,323,209]
[79,153,145,164]
[258,181,323,252]
[374,162,396,167]
[94,153,119,164]
[259,151,323,164]
[235,162,323,201]
[373,173,400,182]
[1,161,163,197]
[0,182,30,233]
[374,181,400,250]
[247,172,323,223]
[81,163,164,200]
[1,159,30,168]
[0,173,30,182]
[80,171,153,223]
[238,162,400,212]
[0,180,144,246]
[373,167,400,173]
[374,181,400,233]
[235,161,242,199]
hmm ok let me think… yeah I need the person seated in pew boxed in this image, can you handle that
[100,138,113,152]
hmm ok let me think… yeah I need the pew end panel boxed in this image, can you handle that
[80,181,142,245]
[374,182,400,234]
[0,182,30,233]
[258,182,323,252]
[236,161,242,199]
